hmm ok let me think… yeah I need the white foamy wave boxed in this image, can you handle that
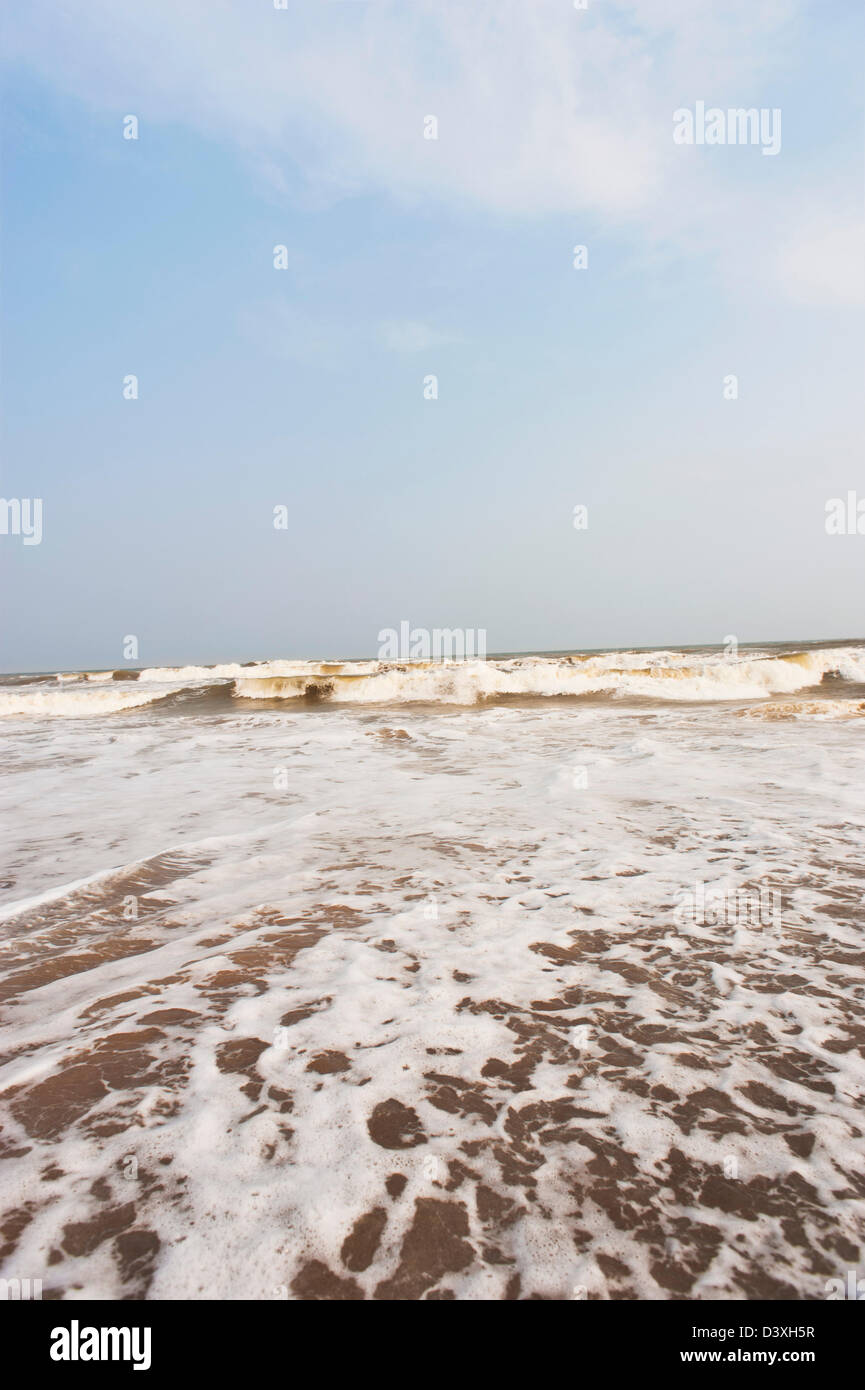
[0,686,180,718]
[137,659,382,682]
[739,698,865,720]
[8,645,864,712]
[233,646,865,705]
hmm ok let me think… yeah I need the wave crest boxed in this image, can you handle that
[0,686,181,718]
[233,646,865,706]
[3,644,863,714]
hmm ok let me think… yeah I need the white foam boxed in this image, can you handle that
[5,645,864,714]
[0,685,180,718]
[234,645,865,705]
[1,655,863,1301]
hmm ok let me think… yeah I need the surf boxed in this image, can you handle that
[0,643,862,715]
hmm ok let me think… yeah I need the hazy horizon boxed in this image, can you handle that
[4,631,864,680]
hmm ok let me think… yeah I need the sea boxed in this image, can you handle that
[0,639,863,1298]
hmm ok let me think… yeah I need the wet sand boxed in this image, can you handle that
[1,696,863,1299]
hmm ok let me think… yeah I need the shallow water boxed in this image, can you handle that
[0,647,863,1299]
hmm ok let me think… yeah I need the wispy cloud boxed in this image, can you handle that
[4,0,862,305]
[775,216,865,307]
[378,320,457,354]
[239,305,456,368]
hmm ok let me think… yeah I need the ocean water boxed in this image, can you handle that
[0,641,863,1300]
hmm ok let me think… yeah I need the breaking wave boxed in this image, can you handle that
[1,644,863,715]
[0,686,185,718]
[232,645,865,706]
[739,697,865,720]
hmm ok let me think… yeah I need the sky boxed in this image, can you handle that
[0,0,863,672]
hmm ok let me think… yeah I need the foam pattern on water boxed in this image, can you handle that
[0,699,863,1299]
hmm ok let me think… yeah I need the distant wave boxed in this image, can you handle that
[0,686,184,718]
[1,645,862,716]
[232,645,865,705]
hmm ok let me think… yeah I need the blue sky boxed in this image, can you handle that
[1,0,863,671]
